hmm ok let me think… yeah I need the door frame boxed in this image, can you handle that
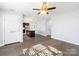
[2,13,23,46]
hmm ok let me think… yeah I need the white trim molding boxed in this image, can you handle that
[0,43,4,47]
[51,36,79,46]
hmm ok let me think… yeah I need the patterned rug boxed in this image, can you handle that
[22,44,63,56]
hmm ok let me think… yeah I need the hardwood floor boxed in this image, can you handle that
[0,34,79,56]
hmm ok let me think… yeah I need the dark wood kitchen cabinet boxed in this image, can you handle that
[26,30,35,37]
[23,23,30,34]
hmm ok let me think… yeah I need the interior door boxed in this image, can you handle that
[4,13,21,44]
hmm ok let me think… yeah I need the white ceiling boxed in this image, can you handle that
[0,2,79,17]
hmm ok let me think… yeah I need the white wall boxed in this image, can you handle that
[51,3,79,45]
[35,19,46,36]
[34,15,48,36]
[0,11,3,46]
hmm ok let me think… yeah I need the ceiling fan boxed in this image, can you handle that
[33,2,56,14]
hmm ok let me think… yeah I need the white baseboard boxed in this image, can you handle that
[51,36,79,46]
[19,39,23,42]
[35,31,48,36]
[0,43,4,47]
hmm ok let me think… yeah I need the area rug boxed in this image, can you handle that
[22,44,63,56]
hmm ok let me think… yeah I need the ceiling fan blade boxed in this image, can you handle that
[33,8,40,10]
[47,7,56,10]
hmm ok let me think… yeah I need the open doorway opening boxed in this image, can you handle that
[23,22,35,41]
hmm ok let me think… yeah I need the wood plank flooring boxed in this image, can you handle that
[0,34,79,56]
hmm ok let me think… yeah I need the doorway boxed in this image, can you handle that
[23,22,35,41]
[3,13,23,45]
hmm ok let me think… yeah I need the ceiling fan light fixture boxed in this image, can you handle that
[40,10,47,14]
[40,2,48,14]
[33,2,56,15]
